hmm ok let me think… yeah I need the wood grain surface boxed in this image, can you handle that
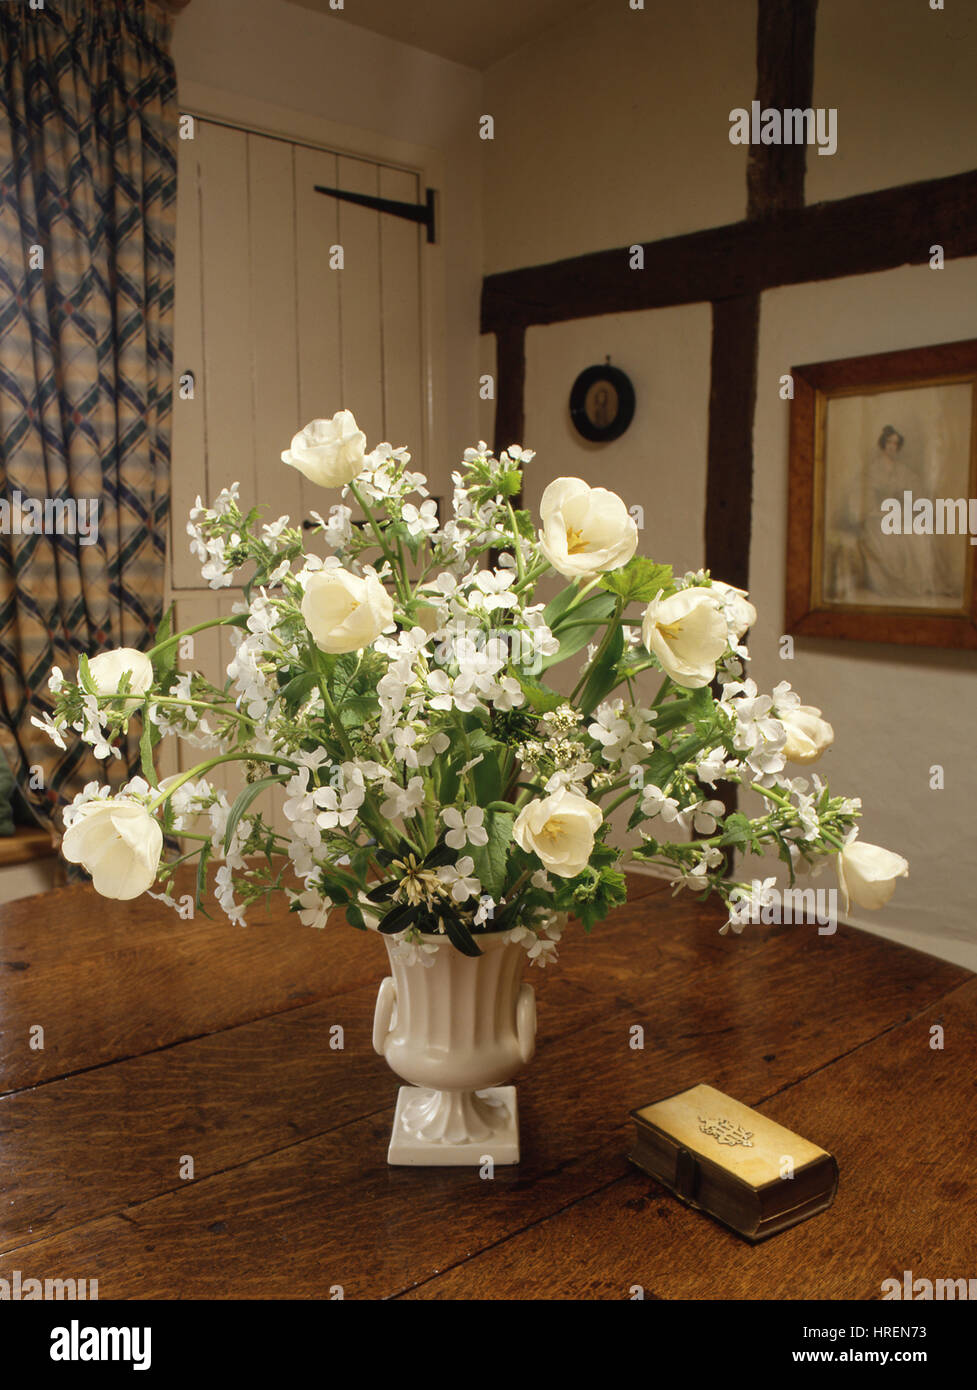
[0,870,971,1299]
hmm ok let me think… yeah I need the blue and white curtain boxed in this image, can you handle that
[0,0,177,829]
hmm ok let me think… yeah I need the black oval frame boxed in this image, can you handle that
[568,364,636,443]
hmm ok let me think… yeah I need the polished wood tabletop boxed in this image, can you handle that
[1,870,973,1300]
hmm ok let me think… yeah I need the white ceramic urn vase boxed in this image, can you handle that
[372,930,537,1166]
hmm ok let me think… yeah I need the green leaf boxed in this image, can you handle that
[469,811,513,900]
[640,747,679,788]
[463,729,506,805]
[152,605,177,682]
[278,670,318,714]
[442,913,482,957]
[366,880,398,903]
[139,706,158,788]
[78,652,98,695]
[472,753,502,806]
[153,603,174,648]
[422,840,456,870]
[571,864,628,931]
[651,695,697,736]
[600,557,674,605]
[222,774,288,854]
[539,593,618,671]
[551,591,618,631]
[717,812,751,848]
[515,671,564,714]
[339,693,380,726]
[378,902,421,934]
[687,685,715,721]
[543,582,582,629]
[195,843,214,919]
[437,758,460,808]
[578,623,625,715]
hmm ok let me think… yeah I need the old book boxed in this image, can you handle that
[629,1083,838,1243]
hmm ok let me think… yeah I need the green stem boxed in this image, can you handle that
[348,481,410,602]
[147,752,298,813]
[314,655,406,855]
[146,615,242,661]
[604,786,639,816]
[505,501,526,584]
[570,596,624,703]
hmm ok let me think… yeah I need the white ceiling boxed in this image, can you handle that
[288,0,595,70]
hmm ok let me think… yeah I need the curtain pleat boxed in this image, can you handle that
[0,0,176,829]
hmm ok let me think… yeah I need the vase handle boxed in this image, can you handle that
[516,981,537,1065]
[372,976,397,1055]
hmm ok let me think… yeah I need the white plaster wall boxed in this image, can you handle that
[751,258,977,969]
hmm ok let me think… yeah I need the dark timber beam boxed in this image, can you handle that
[481,167,977,332]
[705,295,760,591]
[492,324,526,454]
[747,0,819,217]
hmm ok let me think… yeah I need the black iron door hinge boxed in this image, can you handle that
[314,184,436,244]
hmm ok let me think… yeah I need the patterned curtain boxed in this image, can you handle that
[0,0,176,831]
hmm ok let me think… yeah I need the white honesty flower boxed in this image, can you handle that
[474,894,496,926]
[692,798,726,834]
[437,856,481,903]
[589,699,655,767]
[30,711,67,750]
[287,887,334,930]
[720,877,778,935]
[708,579,757,643]
[722,679,788,784]
[401,499,439,537]
[442,805,489,851]
[640,783,690,829]
[380,777,425,819]
[469,569,517,613]
[389,935,440,968]
[314,767,366,830]
[696,746,731,787]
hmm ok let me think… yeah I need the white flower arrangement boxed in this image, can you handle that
[35,410,908,961]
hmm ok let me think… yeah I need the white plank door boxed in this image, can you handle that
[169,119,429,792]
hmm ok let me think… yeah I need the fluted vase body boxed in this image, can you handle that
[372,931,536,1166]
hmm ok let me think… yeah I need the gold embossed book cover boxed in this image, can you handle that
[629,1084,838,1242]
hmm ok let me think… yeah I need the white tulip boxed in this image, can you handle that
[709,580,757,641]
[513,787,602,878]
[301,567,393,654]
[62,800,163,900]
[836,836,908,913]
[282,410,367,488]
[86,647,154,701]
[538,477,638,580]
[641,588,728,689]
[780,705,834,764]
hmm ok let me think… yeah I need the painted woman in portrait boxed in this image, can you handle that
[857,425,943,600]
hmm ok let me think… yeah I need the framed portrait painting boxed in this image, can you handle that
[785,338,977,648]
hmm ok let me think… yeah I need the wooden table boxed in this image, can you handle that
[1,870,974,1300]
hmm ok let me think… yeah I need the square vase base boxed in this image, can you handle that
[387,1086,520,1167]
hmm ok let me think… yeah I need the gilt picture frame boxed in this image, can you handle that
[785,338,977,649]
